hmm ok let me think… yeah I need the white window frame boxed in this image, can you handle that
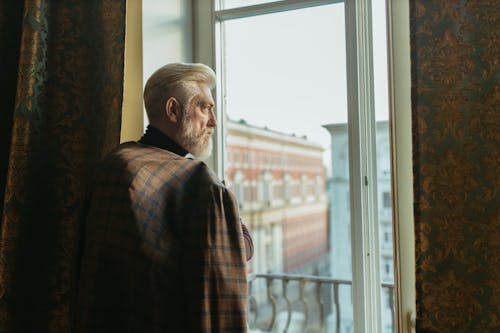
[386,1,415,331]
[191,0,415,332]
[344,0,382,330]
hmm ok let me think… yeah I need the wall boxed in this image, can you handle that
[121,0,144,142]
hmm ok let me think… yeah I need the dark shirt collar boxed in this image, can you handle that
[138,125,188,157]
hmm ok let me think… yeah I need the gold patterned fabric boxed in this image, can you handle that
[411,1,500,332]
[0,1,126,332]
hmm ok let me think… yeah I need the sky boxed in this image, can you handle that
[222,1,389,164]
[224,4,348,149]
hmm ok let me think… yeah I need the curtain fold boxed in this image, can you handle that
[0,1,127,332]
[0,1,23,223]
[411,1,500,332]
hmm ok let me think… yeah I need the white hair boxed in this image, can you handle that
[143,63,216,122]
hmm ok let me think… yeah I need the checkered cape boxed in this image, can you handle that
[74,142,248,332]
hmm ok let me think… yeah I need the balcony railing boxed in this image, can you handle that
[247,273,395,333]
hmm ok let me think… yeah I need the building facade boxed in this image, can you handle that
[323,120,394,333]
[225,119,330,277]
[224,118,394,332]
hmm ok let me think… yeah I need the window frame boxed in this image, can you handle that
[386,0,415,331]
[191,0,415,331]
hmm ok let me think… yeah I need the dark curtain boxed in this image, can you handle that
[411,1,499,332]
[0,1,126,332]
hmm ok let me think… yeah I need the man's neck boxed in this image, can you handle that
[138,125,188,157]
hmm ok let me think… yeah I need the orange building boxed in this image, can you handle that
[224,119,329,275]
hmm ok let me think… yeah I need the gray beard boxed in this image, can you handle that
[175,114,213,161]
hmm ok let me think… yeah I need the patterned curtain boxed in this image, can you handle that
[411,1,499,332]
[0,1,126,332]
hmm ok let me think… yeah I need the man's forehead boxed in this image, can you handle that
[181,81,211,103]
[192,84,214,101]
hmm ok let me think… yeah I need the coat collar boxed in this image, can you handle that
[138,125,189,157]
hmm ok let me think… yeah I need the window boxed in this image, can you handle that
[300,174,308,201]
[283,172,291,201]
[232,170,244,203]
[234,151,240,166]
[137,0,414,331]
[259,171,272,204]
[273,177,283,201]
[383,191,392,208]
[315,174,323,198]
[243,151,250,165]
[189,0,414,331]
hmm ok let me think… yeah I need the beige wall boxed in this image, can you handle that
[121,0,144,143]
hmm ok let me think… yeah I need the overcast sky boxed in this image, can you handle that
[224,3,348,147]
[223,1,388,160]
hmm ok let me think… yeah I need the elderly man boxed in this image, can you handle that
[75,63,251,332]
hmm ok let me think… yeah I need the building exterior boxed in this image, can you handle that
[323,120,394,333]
[223,118,394,332]
[224,119,330,278]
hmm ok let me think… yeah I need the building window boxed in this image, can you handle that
[243,182,251,202]
[315,174,323,198]
[243,151,250,165]
[233,170,244,203]
[259,171,272,204]
[383,191,391,208]
[273,179,283,200]
[234,151,240,166]
[283,173,291,200]
[300,174,308,200]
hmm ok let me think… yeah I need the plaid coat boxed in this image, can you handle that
[74,142,248,332]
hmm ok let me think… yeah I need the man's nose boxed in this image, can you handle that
[208,109,217,127]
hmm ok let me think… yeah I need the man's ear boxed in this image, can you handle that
[165,97,180,122]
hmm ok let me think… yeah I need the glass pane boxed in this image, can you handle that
[219,0,283,10]
[219,4,355,331]
[372,0,396,332]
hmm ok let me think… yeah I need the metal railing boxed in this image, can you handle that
[247,273,395,333]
